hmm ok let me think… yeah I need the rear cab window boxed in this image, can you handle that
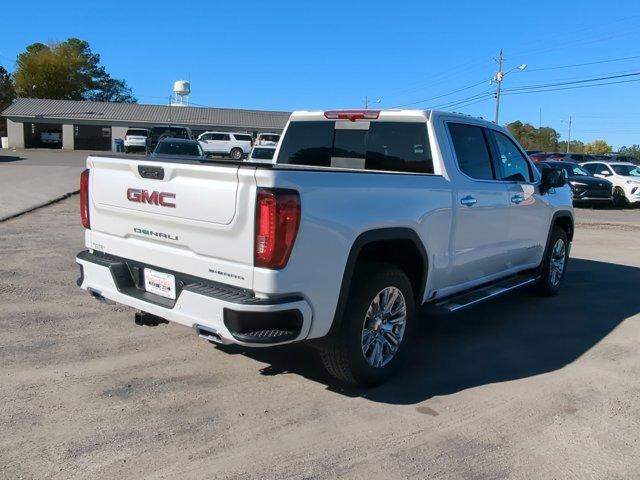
[277,120,434,174]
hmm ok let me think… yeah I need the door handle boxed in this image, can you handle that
[511,194,524,204]
[460,195,477,207]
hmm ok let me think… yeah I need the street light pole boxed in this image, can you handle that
[494,50,504,124]
[566,116,572,154]
[493,51,526,124]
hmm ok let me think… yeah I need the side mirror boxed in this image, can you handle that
[540,167,567,194]
[600,170,610,176]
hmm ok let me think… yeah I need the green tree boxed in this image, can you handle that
[0,65,16,136]
[557,140,585,153]
[584,139,613,155]
[13,38,135,103]
[506,121,560,151]
[618,144,640,160]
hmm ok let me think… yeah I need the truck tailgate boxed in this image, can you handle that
[86,156,257,289]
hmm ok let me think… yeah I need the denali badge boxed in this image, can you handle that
[134,227,178,241]
[127,188,176,208]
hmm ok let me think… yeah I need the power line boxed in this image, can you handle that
[503,77,640,96]
[502,71,640,93]
[390,79,490,108]
[524,54,640,73]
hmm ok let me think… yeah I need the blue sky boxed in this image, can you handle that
[2,0,640,148]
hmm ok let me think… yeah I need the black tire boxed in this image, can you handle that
[536,227,569,296]
[230,148,243,160]
[320,263,415,386]
[613,187,628,208]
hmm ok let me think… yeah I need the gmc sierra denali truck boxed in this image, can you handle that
[76,109,573,386]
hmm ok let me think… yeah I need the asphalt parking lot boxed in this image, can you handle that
[1,191,639,479]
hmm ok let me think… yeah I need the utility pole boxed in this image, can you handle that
[494,50,504,124]
[566,116,572,153]
[493,50,526,124]
[539,108,542,129]
[364,95,368,109]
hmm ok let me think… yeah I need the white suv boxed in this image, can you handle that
[198,132,253,160]
[124,129,148,153]
[581,161,640,205]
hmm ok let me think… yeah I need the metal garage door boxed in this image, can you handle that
[74,125,111,150]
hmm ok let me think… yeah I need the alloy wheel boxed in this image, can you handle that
[361,286,407,368]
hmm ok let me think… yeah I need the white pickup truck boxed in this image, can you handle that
[76,109,573,386]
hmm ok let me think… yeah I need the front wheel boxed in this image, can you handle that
[613,187,628,208]
[230,148,243,160]
[320,263,415,386]
[536,227,569,296]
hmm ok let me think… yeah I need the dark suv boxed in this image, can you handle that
[146,126,193,154]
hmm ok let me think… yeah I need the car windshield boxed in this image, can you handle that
[156,141,202,156]
[250,147,275,160]
[561,164,590,176]
[612,164,640,176]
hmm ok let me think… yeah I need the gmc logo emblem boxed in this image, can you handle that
[127,188,176,208]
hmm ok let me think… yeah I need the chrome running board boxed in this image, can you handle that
[435,274,539,312]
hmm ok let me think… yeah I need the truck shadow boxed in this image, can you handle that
[0,155,26,162]
[218,258,640,404]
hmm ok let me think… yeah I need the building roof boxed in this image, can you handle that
[2,98,291,130]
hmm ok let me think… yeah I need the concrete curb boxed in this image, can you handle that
[0,190,79,223]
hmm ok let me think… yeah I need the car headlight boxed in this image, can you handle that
[625,180,640,185]
[572,182,589,187]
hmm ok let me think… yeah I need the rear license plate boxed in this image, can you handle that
[144,268,176,300]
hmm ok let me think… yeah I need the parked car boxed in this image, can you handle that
[198,132,253,160]
[256,133,281,146]
[600,154,640,165]
[146,126,193,155]
[151,138,205,159]
[40,129,62,145]
[76,109,572,386]
[247,145,276,163]
[538,161,613,205]
[529,152,566,162]
[581,161,640,206]
[124,128,148,153]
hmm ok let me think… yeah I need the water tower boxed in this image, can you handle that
[171,80,190,106]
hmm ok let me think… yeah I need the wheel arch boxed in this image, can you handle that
[324,227,429,341]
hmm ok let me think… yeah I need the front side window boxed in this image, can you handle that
[448,123,494,180]
[199,133,212,141]
[491,131,532,182]
[612,164,640,176]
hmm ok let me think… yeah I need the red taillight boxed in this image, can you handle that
[324,109,380,121]
[80,169,90,229]
[255,188,300,269]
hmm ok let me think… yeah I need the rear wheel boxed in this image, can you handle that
[320,263,415,386]
[230,148,243,160]
[536,227,569,296]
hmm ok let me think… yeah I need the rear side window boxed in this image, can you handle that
[490,131,533,182]
[277,121,434,174]
[233,134,253,142]
[448,123,494,180]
